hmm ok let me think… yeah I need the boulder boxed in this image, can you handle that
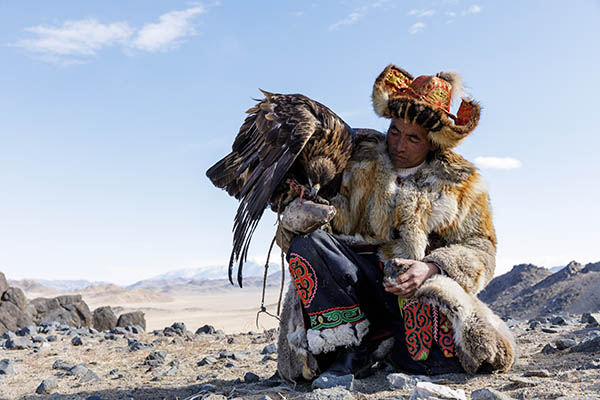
[0,300,34,333]
[116,311,145,331]
[28,295,92,327]
[92,306,117,332]
[2,287,28,311]
[410,382,467,400]
[0,272,8,295]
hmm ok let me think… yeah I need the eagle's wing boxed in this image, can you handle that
[207,90,344,286]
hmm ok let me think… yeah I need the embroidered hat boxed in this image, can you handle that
[372,64,481,149]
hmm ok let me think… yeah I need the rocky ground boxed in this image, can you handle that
[1,314,600,400]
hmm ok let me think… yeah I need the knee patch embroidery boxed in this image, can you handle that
[308,305,365,330]
[288,253,318,307]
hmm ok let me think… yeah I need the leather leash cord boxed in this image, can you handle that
[255,196,284,329]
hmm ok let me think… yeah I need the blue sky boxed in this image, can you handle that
[1,1,599,285]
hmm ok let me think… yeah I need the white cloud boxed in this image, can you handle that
[409,22,426,35]
[474,157,522,170]
[130,6,205,52]
[329,11,364,30]
[15,5,207,64]
[462,5,482,15]
[408,9,436,17]
[15,19,133,58]
[446,11,457,17]
[329,0,390,31]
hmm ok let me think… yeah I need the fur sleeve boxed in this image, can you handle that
[330,163,358,234]
[422,173,497,295]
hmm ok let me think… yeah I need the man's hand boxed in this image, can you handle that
[384,259,439,298]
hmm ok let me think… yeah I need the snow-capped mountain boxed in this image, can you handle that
[126,261,280,290]
[35,279,111,291]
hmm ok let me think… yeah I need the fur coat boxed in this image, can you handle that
[277,129,517,381]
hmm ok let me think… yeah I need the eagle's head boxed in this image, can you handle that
[307,156,336,198]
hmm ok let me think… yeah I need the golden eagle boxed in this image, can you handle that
[206,90,354,287]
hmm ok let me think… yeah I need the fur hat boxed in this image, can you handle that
[372,64,481,149]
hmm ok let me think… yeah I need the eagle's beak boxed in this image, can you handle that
[311,183,321,198]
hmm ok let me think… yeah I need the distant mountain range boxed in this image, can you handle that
[479,260,600,319]
[36,279,112,291]
[9,260,283,294]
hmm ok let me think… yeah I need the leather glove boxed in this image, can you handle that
[275,198,336,253]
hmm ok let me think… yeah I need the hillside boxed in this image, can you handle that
[481,261,600,319]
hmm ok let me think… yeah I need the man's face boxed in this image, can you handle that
[386,118,432,169]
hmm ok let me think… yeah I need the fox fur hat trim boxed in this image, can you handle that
[372,64,481,149]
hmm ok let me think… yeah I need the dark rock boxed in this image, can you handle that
[550,316,568,325]
[570,336,600,353]
[56,324,70,331]
[80,369,101,383]
[555,338,577,350]
[586,313,600,326]
[197,356,218,366]
[471,388,515,400]
[144,350,168,367]
[529,321,542,330]
[127,338,153,352]
[92,306,117,332]
[29,295,92,327]
[104,333,117,341]
[0,359,16,376]
[219,351,234,359]
[68,364,89,377]
[71,336,83,346]
[312,373,354,390]
[196,324,216,335]
[116,311,145,331]
[5,336,33,350]
[15,325,38,336]
[541,343,558,354]
[225,361,238,368]
[47,335,58,342]
[542,327,559,333]
[129,325,144,334]
[1,331,16,340]
[261,343,278,354]
[32,335,46,343]
[86,395,107,400]
[244,371,260,383]
[233,352,249,360]
[261,355,276,363]
[111,327,128,335]
[508,376,539,388]
[52,360,72,371]
[169,322,186,333]
[36,378,58,394]
[2,287,28,311]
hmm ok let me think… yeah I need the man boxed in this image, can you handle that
[276,65,516,382]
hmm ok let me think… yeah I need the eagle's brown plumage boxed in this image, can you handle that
[206,90,354,287]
